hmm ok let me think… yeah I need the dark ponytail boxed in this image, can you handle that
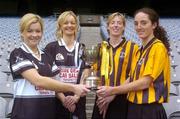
[154,26,170,52]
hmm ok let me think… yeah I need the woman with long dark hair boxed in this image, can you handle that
[97,7,170,119]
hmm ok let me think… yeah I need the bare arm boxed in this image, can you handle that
[56,93,66,102]
[22,68,89,96]
[80,68,90,84]
[112,76,153,95]
[97,75,153,97]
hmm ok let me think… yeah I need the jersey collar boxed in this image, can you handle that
[21,43,44,55]
[58,38,77,52]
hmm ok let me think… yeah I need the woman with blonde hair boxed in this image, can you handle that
[45,11,89,119]
[91,12,139,119]
[10,13,89,119]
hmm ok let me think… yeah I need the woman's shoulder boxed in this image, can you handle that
[153,39,166,49]
[45,41,59,48]
[9,47,28,63]
[10,47,23,56]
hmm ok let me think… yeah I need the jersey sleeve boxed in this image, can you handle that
[9,48,35,76]
[51,62,59,76]
[44,42,56,61]
[79,43,91,69]
[143,43,167,81]
[44,42,60,76]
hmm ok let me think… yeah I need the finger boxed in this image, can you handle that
[97,86,104,90]
[96,88,106,95]
[103,103,109,119]
[70,104,76,112]
[103,108,107,119]
[65,96,74,106]
[97,101,106,111]
[84,86,90,92]
[96,98,104,107]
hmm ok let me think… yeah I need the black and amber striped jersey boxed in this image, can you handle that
[128,38,170,104]
[96,38,139,86]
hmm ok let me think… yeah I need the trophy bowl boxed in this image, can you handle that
[84,46,101,91]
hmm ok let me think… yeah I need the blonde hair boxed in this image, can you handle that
[19,13,44,34]
[107,12,126,34]
[56,11,78,40]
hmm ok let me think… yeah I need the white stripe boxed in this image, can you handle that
[12,60,33,72]
[78,60,82,69]
[74,42,79,67]
[52,64,58,72]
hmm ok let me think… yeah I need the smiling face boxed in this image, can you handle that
[108,15,125,38]
[19,13,43,49]
[21,22,42,48]
[61,15,76,37]
[134,12,156,42]
[56,11,78,39]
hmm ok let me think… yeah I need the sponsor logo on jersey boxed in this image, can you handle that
[56,53,64,61]
[58,66,79,84]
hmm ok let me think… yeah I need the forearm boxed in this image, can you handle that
[56,93,65,102]
[37,76,75,93]
[80,68,90,84]
[112,76,153,95]
[22,69,75,93]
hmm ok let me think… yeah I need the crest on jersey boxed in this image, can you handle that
[56,53,64,61]
[15,56,24,63]
[120,51,125,58]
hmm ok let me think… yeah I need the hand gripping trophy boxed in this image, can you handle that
[83,45,101,91]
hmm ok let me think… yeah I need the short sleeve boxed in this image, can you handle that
[44,42,60,76]
[79,43,91,69]
[44,42,57,61]
[10,48,35,76]
[51,63,59,76]
[143,43,167,81]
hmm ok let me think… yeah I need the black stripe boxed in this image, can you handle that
[142,37,156,52]
[126,42,135,79]
[116,41,128,86]
[163,80,168,102]
[135,38,157,81]
[142,40,160,103]
[133,44,152,103]
[139,47,151,103]
[153,72,164,102]
[110,57,115,86]
[134,93,138,103]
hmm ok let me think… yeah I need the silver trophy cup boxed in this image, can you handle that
[84,46,101,91]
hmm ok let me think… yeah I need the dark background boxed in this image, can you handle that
[0,0,180,17]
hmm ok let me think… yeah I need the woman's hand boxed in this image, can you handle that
[96,95,115,119]
[63,96,77,112]
[73,84,90,97]
[97,86,114,97]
